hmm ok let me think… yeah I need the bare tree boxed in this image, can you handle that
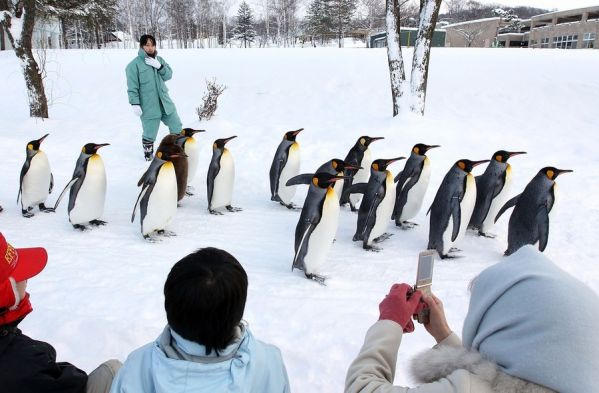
[454,25,484,47]
[1,0,49,118]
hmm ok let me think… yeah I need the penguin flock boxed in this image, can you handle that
[8,131,572,283]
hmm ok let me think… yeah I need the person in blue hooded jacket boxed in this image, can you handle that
[126,34,183,161]
[110,247,290,393]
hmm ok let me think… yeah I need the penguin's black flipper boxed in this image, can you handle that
[131,186,149,222]
[49,173,54,194]
[17,159,30,204]
[286,173,313,187]
[53,178,79,210]
[495,193,521,223]
[450,196,461,242]
[393,171,403,183]
[349,183,368,194]
[537,205,550,252]
[393,175,420,221]
[292,222,315,271]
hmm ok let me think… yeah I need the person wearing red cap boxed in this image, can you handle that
[0,232,121,393]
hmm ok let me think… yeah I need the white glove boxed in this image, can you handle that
[132,105,142,117]
[145,57,162,69]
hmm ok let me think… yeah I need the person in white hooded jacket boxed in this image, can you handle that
[345,246,599,393]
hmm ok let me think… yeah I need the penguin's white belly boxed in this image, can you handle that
[400,161,431,221]
[303,189,340,274]
[142,163,177,235]
[549,183,558,220]
[333,173,343,200]
[442,174,476,255]
[277,146,300,205]
[350,149,371,207]
[367,172,396,245]
[22,152,51,208]
[185,139,199,183]
[211,151,235,209]
[69,156,106,224]
[481,168,512,233]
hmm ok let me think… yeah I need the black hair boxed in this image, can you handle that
[139,34,156,47]
[164,247,248,355]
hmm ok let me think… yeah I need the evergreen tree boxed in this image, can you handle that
[305,0,331,44]
[233,1,256,48]
[329,0,355,47]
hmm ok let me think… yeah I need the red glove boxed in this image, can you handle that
[379,283,423,333]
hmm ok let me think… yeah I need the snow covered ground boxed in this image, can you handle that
[0,47,598,391]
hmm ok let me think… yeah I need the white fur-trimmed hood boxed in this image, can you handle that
[410,344,555,393]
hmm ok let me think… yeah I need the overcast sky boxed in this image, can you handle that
[466,0,598,11]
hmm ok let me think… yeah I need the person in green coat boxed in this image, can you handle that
[126,34,183,161]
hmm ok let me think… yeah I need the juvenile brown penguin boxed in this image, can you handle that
[157,134,188,202]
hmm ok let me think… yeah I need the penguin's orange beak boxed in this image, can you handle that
[472,160,491,167]
[508,151,526,158]
[426,145,441,151]
[370,137,384,142]
[38,133,49,143]
[292,128,304,136]
[385,157,406,165]
[555,168,573,177]
[95,143,110,149]
[224,136,237,144]
[327,176,351,183]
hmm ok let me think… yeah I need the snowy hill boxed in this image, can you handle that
[0,47,597,391]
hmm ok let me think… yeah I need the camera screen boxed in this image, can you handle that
[417,254,434,281]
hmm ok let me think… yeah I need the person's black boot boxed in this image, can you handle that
[143,138,154,161]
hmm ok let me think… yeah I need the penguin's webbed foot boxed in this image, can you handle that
[281,202,300,210]
[209,208,223,215]
[305,273,327,286]
[90,219,107,226]
[22,209,34,218]
[398,221,418,230]
[39,203,55,213]
[73,224,88,231]
[143,234,161,242]
[157,229,177,237]
[185,186,195,196]
[363,244,381,252]
[350,205,358,213]
[226,205,242,212]
[374,233,393,243]
[441,253,463,259]
[449,247,462,253]
[478,231,496,239]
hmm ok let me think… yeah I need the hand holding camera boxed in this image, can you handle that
[379,283,423,333]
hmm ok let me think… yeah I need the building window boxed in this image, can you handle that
[583,32,596,48]
[540,37,550,48]
[530,39,537,47]
[553,35,578,49]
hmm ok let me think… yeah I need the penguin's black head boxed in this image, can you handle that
[312,172,348,189]
[181,128,206,137]
[331,159,361,172]
[541,167,573,181]
[284,128,303,141]
[26,133,49,152]
[82,143,110,155]
[455,159,490,173]
[412,144,440,156]
[359,136,384,147]
[371,157,405,172]
[213,136,237,149]
[493,150,527,163]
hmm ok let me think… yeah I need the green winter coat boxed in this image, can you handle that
[126,49,177,120]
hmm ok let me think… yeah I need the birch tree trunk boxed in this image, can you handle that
[409,0,441,115]
[1,0,49,118]
[385,0,405,116]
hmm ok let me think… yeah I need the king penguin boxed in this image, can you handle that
[495,167,572,256]
[340,136,384,211]
[392,143,440,228]
[18,133,54,217]
[427,159,490,258]
[53,143,110,230]
[351,157,404,251]
[132,148,187,240]
[207,136,241,214]
[158,134,188,202]
[269,128,303,209]
[176,128,206,194]
[292,172,347,284]
[286,159,361,200]
[468,150,526,237]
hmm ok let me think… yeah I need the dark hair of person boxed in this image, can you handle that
[164,247,248,355]
[139,34,157,47]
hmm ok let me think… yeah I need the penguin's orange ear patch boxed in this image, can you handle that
[332,161,338,169]
[157,152,163,159]
[213,143,217,149]
[495,155,503,162]
[27,144,33,150]
[458,161,466,170]
[360,138,366,145]
[372,163,379,171]
[81,147,85,153]
[413,147,419,154]
[312,178,318,187]
[546,169,554,179]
